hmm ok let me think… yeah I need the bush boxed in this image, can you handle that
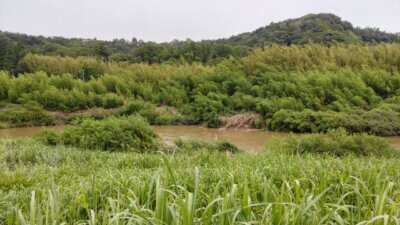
[60,115,159,152]
[174,139,241,153]
[360,107,400,136]
[118,100,159,123]
[0,101,53,126]
[268,108,400,136]
[102,93,124,109]
[34,128,61,146]
[154,114,181,125]
[66,108,117,123]
[275,128,398,157]
[217,141,240,153]
[174,139,214,151]
[191,94,225,128]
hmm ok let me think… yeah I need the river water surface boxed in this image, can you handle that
[0,125,399,152]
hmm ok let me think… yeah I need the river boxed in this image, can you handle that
[0,125,399,152]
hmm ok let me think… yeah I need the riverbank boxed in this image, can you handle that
[0,104,264,129]
[0,105,118,129]
[1,102,400,151]
[1,138,400,224]
[1,125,400,152]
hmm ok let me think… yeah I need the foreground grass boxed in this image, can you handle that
[1,139,400,224]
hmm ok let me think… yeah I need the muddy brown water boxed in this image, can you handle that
[0,125,399,152]
[152,126,289,152]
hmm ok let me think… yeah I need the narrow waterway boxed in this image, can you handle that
[0,125,399,152]
[152,125,289,152]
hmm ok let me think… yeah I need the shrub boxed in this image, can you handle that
[268,108,400,136]
[153,106,195,125]
[66,108,117,123]
[0,101,53,126]
[174,139,241,153]
[102,93,124,109]
[61,115,159,152]
[275,128,398,157]
[191,94,225,128]
[256,97,304,118]
[217,141,240,153]
[154,114,181,125]
[34,128,61,146]
[360,107,400,136]
[174,139,214,151]
[0,72,10,100]
[118,100,159,123]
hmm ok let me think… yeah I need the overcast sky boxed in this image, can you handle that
[0,0,399,42]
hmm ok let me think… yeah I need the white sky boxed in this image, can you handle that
[0,0,399,42]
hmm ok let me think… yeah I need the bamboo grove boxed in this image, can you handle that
[0,43,399,135]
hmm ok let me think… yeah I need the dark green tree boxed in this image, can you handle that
[95,42,111,62]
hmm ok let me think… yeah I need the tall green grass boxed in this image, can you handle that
[1,139,400,224]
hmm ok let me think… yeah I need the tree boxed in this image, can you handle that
[131,43,164,64]
[95,42,111,62]
[0,34,16,73]
[131,37,138,47]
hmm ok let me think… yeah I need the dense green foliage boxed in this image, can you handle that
[0,30,248,70]
[174,139,241,153]
[218,13,399,46]
[37,115,159,152]
[0,101,53,127]
[0,33,26,75]
[0,43,399,134]
[117,100,194,125]
[1,13,399,74]
[129,41,248,65]
[268,106,400,136]
[17,53,108,79]
[2,12,400,225]
[34,128,61,146]
[271,128,398,157]
[1,139,400,224]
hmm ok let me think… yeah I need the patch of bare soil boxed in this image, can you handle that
[219,113,263,129]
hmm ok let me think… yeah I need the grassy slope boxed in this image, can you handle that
[1,139,400,224]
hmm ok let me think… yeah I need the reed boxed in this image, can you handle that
[1,138,400,224]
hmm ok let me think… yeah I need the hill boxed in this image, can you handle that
[217,13,399,46]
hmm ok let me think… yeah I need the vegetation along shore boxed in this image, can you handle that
[1,13,400,224]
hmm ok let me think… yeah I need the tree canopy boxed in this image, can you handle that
[1,13,399,74]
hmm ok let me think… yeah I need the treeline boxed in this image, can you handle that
[1,13,399,74]
[129,41,248,64]
[0,33,26,75]
[0,31,248,74]
[0,30,135,57]
[0,43,400,135]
